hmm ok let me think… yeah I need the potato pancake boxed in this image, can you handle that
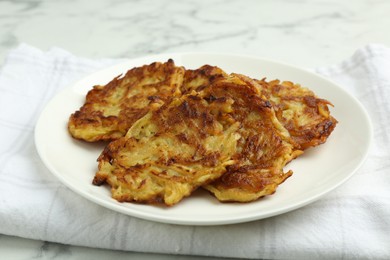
[200,76,302,202]
[233,74,337,150]
[68,59,185,142]
[93,74,301,205]
[93,91,240,205]
[204,74,336,202]
[264,79,337,150]
[69,60,337,205]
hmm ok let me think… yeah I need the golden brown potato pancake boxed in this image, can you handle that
[68,59,185,142]
[69,60,337,205]
[93,87,240,205]
[233,74,337,150]
[204,75,336,202]
[93,75,301,205]
[200,76,302,202]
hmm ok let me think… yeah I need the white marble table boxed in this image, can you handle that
[1,0,389,259]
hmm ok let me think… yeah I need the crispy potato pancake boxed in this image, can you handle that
[200,76,302,202]
[68,59,185,142]
[265,79,337,149]
[234,74,337,150]
[93,91,241,205]
[69,60,337,205]
[93,75,301,205]
[205,74,336,202]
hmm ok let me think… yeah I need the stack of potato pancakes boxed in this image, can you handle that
[68,60,337,206]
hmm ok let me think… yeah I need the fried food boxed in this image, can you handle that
[93,74,302,205]
[234,74,337,150]
[199,76,302,202]
[68,59,185,142]
[69,59,338,205]
[92,86,240,205]
[265,80,337,149]
[204,75,336,202]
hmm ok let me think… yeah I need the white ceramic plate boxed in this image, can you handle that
[35,53,372,225]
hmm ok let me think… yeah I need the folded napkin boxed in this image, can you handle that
[1,44,389,259]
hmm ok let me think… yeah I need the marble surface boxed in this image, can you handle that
[0,0,389,259]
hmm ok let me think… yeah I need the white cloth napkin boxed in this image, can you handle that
[1,44,389,259]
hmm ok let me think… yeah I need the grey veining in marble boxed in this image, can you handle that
[1,0,390,67]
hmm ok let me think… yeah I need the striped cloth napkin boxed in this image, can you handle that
[0,43,389,259]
